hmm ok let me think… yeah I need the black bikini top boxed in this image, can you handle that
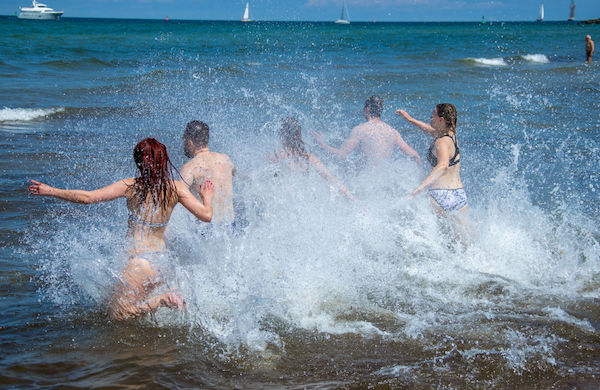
[427,134,460,167]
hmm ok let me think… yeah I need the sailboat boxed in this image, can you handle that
[241,2,252,22]
[536,4,544,22]
[334,1,350,24]
[568,0,575,21]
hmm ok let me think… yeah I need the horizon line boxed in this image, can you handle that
[2,14,595,24]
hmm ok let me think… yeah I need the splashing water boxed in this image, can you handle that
[6,19,600,387]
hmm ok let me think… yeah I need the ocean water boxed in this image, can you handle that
[1,16,599,388]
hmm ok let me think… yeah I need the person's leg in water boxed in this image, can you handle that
[109,256,185,320]
[428,194,472,245]
[451,205,472,244]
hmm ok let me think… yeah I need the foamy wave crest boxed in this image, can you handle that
[0,107,64,122]
[521,54,550,63]
[468,57,507,66]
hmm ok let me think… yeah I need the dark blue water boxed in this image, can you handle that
[1,16,599,388]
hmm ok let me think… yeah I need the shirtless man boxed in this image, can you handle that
[311,96,421,167]
[586,35,594,63]
[180,120,236,224]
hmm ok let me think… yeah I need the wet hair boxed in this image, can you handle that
[278,117,308,160]
[435,103,458,134]
[364,96,383,118]
[132,138,176,210]
[183,120,210,148]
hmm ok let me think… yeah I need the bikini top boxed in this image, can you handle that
[427,134,460,167]
[128,213,169,228]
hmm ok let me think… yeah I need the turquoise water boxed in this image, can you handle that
[1,16,599,387]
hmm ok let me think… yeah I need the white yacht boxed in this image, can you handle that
[568,0,575,21]
[334,1,350,24]
[17,1,64,20]
[241,2,252,22]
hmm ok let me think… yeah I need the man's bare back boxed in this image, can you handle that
[182,121,236,224]
[352,120,419,162]
[311,118,421,167]
[311,96,421,168]
[180,151,235,223]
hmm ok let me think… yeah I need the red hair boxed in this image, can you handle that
[132,138,176,210]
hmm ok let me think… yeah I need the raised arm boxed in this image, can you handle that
[310,127,360,161]
[175,180,214,222]
[395,133,422,165]
[28,179,132,204]
[396,109,437,137]
[308,154,355,201]
[410,138,451,197]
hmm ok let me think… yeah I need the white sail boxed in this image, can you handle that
[537,4,544,21]
[334,1,350,24]
[241,2,252,22]
[568,0,575,21]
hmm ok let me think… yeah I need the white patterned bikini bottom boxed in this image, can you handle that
[428,188,468,213]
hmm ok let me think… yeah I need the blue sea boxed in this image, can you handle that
[1,16,599,388]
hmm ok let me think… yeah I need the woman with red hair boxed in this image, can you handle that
[29,138,214,320]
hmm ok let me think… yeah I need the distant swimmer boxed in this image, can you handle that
[273,117,355,201]
[180,120,236,225]
[29,138,215,320]
[585,35,594,63]
[311,96,421,168]
[396,104,469,231]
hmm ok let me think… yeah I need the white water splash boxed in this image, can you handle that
[0,107,64,122]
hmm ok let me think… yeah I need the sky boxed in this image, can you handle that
[4,0,600,22]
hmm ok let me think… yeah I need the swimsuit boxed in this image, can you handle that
[426,134,467,213]
[427,134,460,167]
[428,188,467,213]
[128,214,169,228]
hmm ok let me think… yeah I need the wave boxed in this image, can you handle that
[0,106,144,122]
[0,107,64,122]
[463,54,550,67]
[464,57,507,66]
[520,54,550,63]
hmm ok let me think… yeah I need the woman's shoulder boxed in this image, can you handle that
[435,134,456,145]
[173,180,189,193]
[121,178,136,196]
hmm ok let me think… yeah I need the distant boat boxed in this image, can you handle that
[334,1,350,24]
[568,0,575,21]
[241,2,252,22]
[17,0,63,20]
[536,4,544,22]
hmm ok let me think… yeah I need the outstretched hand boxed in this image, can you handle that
[409,187,422,199]
[28,180,54,196]
[199,180,215,201]
[395,109,411,121]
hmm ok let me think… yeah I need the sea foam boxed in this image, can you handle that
[521,54,550,63]
[468,57,508,66]
[0,107,64,122]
